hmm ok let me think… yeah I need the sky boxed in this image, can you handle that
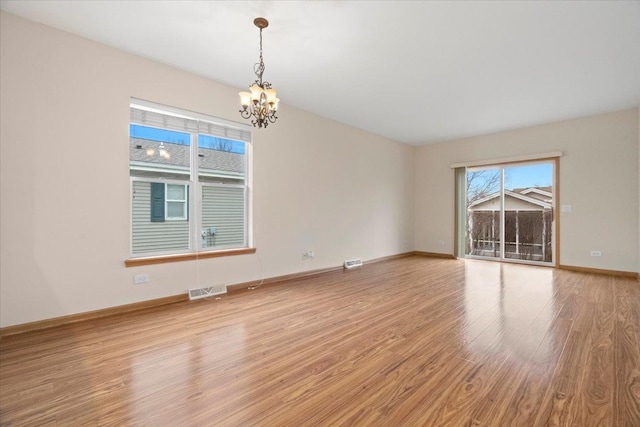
[504,163,553,189]
[130,124,246,154]
[468,163,553,196]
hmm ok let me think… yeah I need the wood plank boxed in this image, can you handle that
[534,330,590,426]
[577,277,615,426]
[468,279,578,425]
[613,277,640,426]
[478,360,556,426]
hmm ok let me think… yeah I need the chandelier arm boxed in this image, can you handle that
[239,108,252,119]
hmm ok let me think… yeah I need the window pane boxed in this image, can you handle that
[198,136,247,250]
[131,180,190,254]
[466,167,501,258]
[130,124,191,180]
[167,201,185,219]
[198,135,246,184]
[504,163,554,263]
[201,185,245,249]
[167,184,185,200]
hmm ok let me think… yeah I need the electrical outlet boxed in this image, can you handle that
[590,250,602,257]
[134,274,149,284]
[438,240,445,246]
[308,250,314,259]
[302,251,308,260]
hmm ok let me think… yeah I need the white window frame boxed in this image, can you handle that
[129,99,252,258]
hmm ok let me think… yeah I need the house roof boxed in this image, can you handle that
[519,187,552,203]
[130,138,245,176]
[469,187,552,210]
[516,187,552,196]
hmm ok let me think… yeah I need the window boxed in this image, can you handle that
[149,183,188,222]
[129,99,251,257]
[166,184,187,220]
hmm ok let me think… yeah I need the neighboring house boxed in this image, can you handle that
[467,188,553,262]
[129,138,246,255]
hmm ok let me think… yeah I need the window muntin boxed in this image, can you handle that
[129,100,251,257]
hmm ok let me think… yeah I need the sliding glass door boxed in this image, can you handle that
[462,161,555,265]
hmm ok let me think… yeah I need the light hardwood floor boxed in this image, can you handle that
[1,257,639,426]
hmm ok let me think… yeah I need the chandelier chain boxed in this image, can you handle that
[253,27,266,86]
[259,27,263,69]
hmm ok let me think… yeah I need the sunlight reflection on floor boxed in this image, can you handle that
[463,261,554,361]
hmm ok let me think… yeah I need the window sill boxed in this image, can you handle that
[125,247,256,267]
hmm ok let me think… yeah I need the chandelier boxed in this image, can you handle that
[239,17,279,128]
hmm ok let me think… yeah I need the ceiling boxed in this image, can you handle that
[2,1,639,145]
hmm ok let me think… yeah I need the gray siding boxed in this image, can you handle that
[132,181,190,254]
[201,185,245,248]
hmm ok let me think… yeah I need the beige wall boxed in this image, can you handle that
[0,13,415,327]
[415,108,640,273]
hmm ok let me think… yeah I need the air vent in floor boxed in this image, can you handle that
[343,259,363,269]
[188,285,226,300]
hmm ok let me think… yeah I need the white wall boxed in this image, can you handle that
[415,108,640,273]
[0,12,415,327]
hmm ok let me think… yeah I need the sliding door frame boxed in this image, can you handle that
[455,157,560,268]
